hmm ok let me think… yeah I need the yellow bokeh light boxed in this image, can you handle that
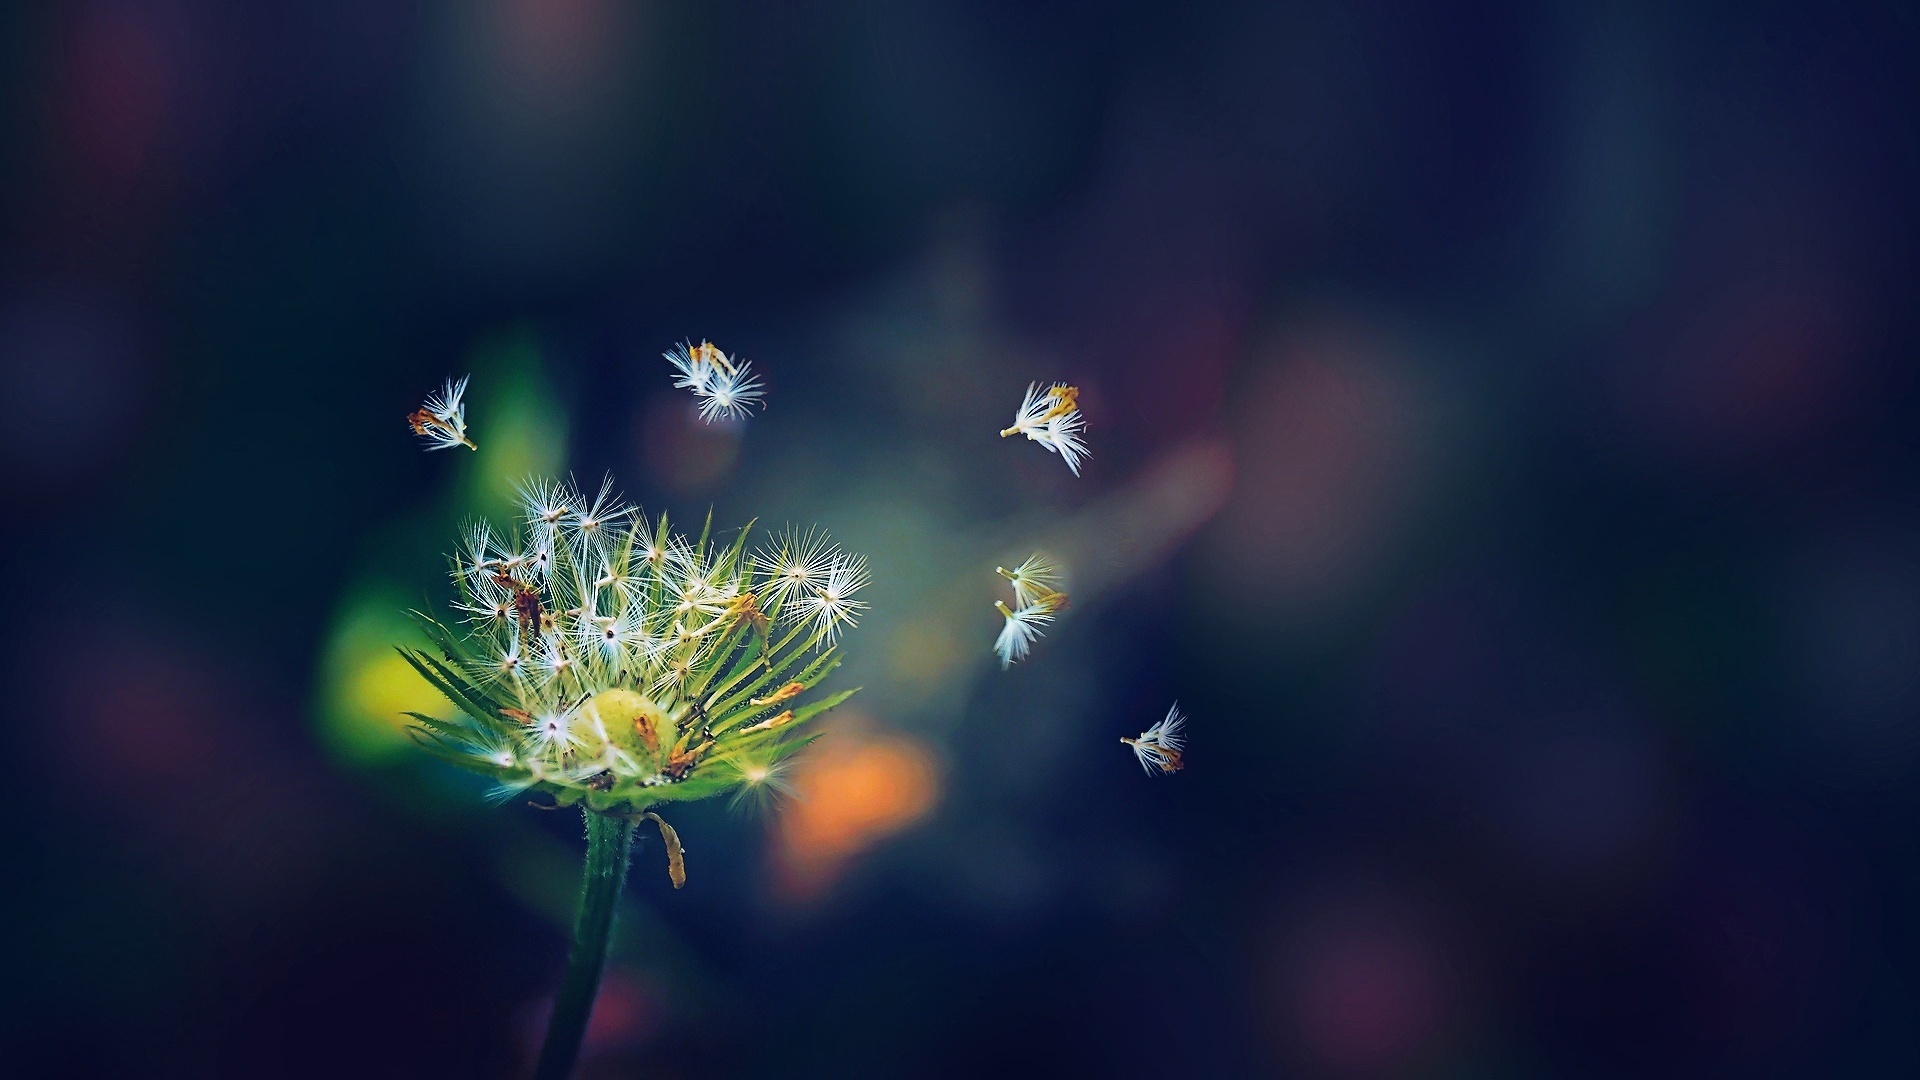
[346,650,448,735]
[315,587,450,766]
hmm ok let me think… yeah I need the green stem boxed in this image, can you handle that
[533,810,635,1080]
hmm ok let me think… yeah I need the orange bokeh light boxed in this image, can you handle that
[772,724,939,901]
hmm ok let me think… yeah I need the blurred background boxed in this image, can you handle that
[3,1,1919,1076]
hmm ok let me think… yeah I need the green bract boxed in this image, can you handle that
[402,477,866,816]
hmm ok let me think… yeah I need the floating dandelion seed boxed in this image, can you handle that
[1000,382,1088,476]
[990,555,1067,668]
[664,340,765,422]
[698,361,765,422]
[1121,703,1187,775]
[996,553,1065,610]
[407,375,476,451]
[665,339,724,390]
[993,599,1054,668]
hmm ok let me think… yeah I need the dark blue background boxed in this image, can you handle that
[3,2,1918,1077]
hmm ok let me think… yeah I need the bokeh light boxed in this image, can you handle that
[772,720,940,902]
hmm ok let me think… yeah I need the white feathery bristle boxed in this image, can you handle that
[993,600,1053,668]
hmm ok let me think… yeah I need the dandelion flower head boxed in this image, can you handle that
[406,478,865,814]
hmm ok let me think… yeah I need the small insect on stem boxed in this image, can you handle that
[513,587,545,638]
[727,592,772,642]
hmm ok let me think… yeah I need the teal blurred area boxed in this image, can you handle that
[4,1,1920,1076]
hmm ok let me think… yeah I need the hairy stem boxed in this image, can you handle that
[533,810,635,1080]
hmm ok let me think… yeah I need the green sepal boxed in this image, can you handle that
[708,646,837,726]
[685,619,751,701]
[628,773,736,806]
[700,629,768,710]
[694,507,714,560]
[403,710,478,745]
[784,686,860,728]
[405,727,484,767]
[406,609,484,668]
[397,647,516,738]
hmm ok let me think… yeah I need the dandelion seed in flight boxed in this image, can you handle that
[1000,382,1088,476]
[664,340,765,422]
[993,598,1055,668]
[996,553,1066,611]
[408,375,476,451]
[1121,703,1186,775]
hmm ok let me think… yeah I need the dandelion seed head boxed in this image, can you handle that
[409,478,869,815]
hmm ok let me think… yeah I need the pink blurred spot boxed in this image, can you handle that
[501,0,605,71]
[82,653,224,785]
[636,393,744,495]
[1624,278,1870,465]
[582,970,656,1051]
[64,1,183,186]
[486,0,624,113]
[1210,317,1438,615]
[38,617,336,905]
[517,969,658,1065]
[1114,290,1245,440]
[1273,897,1459,1076]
